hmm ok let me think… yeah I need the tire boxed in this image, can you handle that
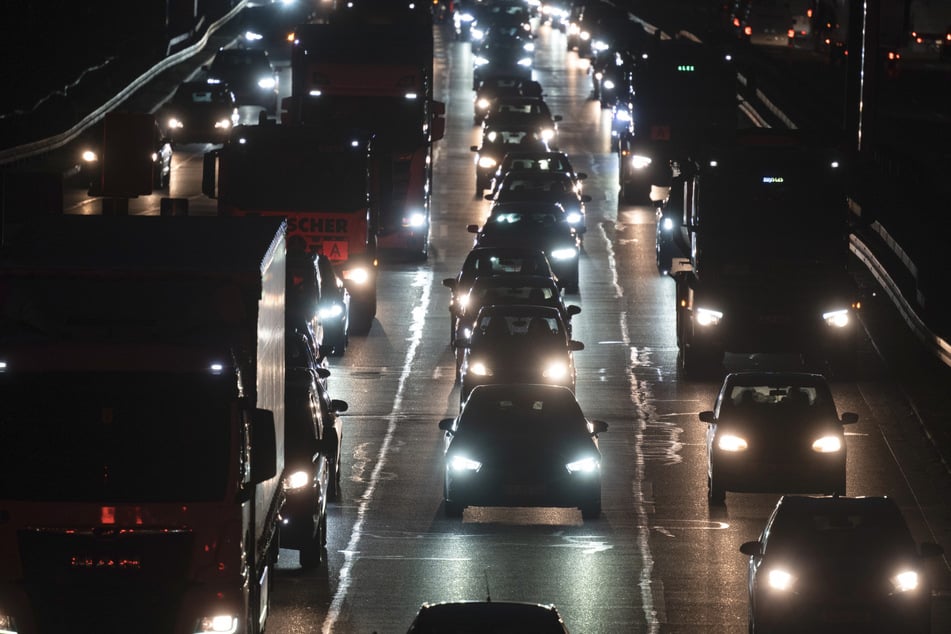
[708,474,726,505]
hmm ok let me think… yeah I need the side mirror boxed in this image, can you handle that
[467,224,480,233]
[438,418,456,433]
[315,367,331,380]
[569,340,584,351]
[553,115,563,122]
[739,541,763,557]
[250,409,278,484]
[699,410,716,424]
[589,419,608,435]
[577,172,588,180]
[443,278,457,290]
[567,305,581,316]
[331,398,348,413]
[470,145,479,152]
[840,412,859,424]
[484,194,495,201]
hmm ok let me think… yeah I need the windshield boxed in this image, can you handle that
[459,390,584,435]
[220,134,369,211]
[0,372,234,502]
[471,313,565,345]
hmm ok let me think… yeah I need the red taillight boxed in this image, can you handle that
[744,26,752,37]
[733,17,740,28]
[787,29,795,39]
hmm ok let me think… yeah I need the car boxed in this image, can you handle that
[487,150,587,197]
[287,246,326,361]
[451,0,481,42]
[280,367,333,568]
[699,371,859,505]
[739,494,944,634]
[159,81,239,144]
[203,47,279,111]
[314,367,348,499]
[654,200,687,274]
[454,273,581,341]
[481,95,562,145]
[438,383,607,518]
[472,75,543,125]
[456,304,583,402]
[315,252,351,356]
[472,36,534,90]
[78,120,173,197]
[443,246,559,345]
[471,20,535,56]
[470,123,551,194]
[407,600,570,632]
[485,168,591,236]
[468,201,581,293]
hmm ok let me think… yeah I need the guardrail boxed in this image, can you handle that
[0,0,248,167]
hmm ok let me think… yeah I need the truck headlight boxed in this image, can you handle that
[343,267,370,285]
[822,308,850,328]
[167,117,183,129]
[194,614,239,633]
[405,211,427,228]
[550,248,577,260]
[629,155,652,170]
[81,150,98,163]
[891,570,919,593]
[717,434,748,452]
[695,307,722,326]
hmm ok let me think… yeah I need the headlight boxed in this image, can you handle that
[474,55,489,67]
[566,211,582,225]
[614,109,631,122]
[629,155,652,170]
[81,150,98,163]
[517,57,533,67]
[550,247,577,260]
[469,361,492,376]
[319,303,344,319]
[891,570,919,593]
[258,77,276,90]
[478,156,498,169]
[602,79,615,90]
[457,293,470,309]
[476,97,491,110]
[543,361,568,379]
[214,118,232,129]
[244,30,264,42]
[580,31,590,41]
[167,117,183,129]
[450,455,482,472]
[823,308,850,328]
[811,435,842,453]
[717,434,748,452]
[284,470,312,491]
[695,307,722,326]
[541,128,555,141]
[565,456,599,474]
[661,217,675,231]
[592,40,609,52]
[460,13,474,22]
[194,614,239,633]
[766,568,796,592]
[594,71,603,80]
[343,267,370,285]
[471,28,484,40]
[524,42,535,52]
[405,211,427,228]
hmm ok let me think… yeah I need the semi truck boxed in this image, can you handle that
[204,121,382,334]
[288,8,445,261]
[0,215,286,634]
[671,131,861,378]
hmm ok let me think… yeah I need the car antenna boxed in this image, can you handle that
[484,568,492,603]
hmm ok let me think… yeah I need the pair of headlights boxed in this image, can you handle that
[766,567,919,594]
[694,308,852,329]
[467,360,569,380]
[450,454,599,475]
[716,434,843,453]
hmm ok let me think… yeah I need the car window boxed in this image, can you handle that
[766,506,915,559]
[473,314,563,340]
[721,383,836,419]
[459,391,586,433]
[464,253,548,277]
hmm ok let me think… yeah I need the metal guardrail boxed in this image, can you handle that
[0,0,248,167]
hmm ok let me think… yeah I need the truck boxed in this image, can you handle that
[0,215,286,633]
[671,130,861,379]
[204,121,382,334]
[288,5,445,261]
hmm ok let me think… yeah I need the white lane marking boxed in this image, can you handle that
[322,269,433,633]
[598,223,661,631]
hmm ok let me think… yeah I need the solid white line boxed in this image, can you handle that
[322,270,433,633]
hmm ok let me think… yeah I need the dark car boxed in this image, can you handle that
[407,600,570,633]
[438,383,607,518]
[315,253,350,356]
[486,169,590,236]
[739,495,944,633]
[472,37,534,90]
[700,371,859,505]
[487,150,587,197]
[314,367,348,499]
[482,95,562,145]
[203,47,279,111]
[443,246,558,345]
[78,113,173,196]
[471,123,551,194]
[159,81,239,144]
[281,367,333,568]
[472,75,543,125]
[457,304,583,402]
[469,201,580,293]
[455,273,580,339]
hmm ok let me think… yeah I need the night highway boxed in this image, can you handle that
[2,2,951,633]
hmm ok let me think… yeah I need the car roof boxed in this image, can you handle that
[409,601,566,632]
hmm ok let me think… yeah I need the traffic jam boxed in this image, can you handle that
[0,0,950,632]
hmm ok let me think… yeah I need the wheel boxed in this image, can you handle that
[708,474,726,505]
